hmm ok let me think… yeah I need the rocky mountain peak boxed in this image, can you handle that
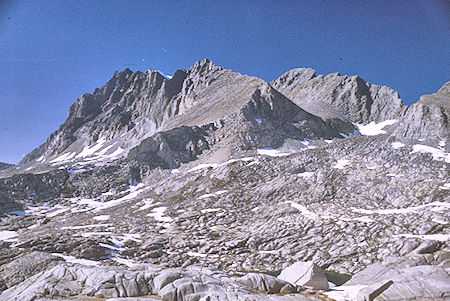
[272,69,407,127]
[393,81,449,140]
[189,58,223,76]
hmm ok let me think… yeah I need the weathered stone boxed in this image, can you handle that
[356,280,393,301]
[238,273,295,294]
[277,261,329,290]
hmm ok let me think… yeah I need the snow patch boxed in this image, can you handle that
[51,253,99,266]
[111,256,138,268]
[148,207,173,222]
[257,148,290,157]
[332,159,349,169]
[439,183,450,190]
[68,168,86,174]
[297,172,314,179]
[356,119,397,136]
[188,163,218,172]
[325,285,369,301]
[352,201,450,215]
[287,201,319,220]
[50,152,76,163]
[46,207,70,218]
[76,139,106,158]
[391,142,405,149]
[198,190,227,200]
[75,184,145,213]
[411,144,450,163]
[138,199,154,211]
[340,129,361,138]
[93,215,110,221]
[0,230,18,241]
[432,218,448,225]
[394,233,450,242]
[99,243,127,252]
[156,70,172,80]
[187,251,208,258]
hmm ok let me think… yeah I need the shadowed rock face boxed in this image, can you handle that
[20,68,186,165]
[393,82,450,141]
[0,162,13,171]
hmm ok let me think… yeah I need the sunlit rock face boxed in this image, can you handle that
[393,82,450,141]
[0,60,448,300]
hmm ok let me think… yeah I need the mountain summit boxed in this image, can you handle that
[17,59,438,175]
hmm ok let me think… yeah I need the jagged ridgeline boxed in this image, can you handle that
[14,59,449,176]
[0,59,449,300]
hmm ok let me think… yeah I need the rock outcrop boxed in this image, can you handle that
[277,261,329,290]
[345,255,450,300]
[271,68,407,127]
[0,262,318,300]
[393,82,450,141]
[0,163,13,171]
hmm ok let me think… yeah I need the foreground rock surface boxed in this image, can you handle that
[0,261,327,301]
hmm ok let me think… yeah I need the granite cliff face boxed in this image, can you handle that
[0,60,449,300]
[394,82,450,141]
[271,68,407,129]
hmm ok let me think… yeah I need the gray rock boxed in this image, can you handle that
[0,162,13,171]
[272,68,407,125]
[0,251,61,289]
[356,280,393,301]
[237,273,296,294]
[346,259,450,300]
[414,240,442,255]
[393,82,450,140]
[277,261,329,290]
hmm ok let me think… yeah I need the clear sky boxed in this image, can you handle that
[0,0,449,164]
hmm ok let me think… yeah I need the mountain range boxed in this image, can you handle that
[0,59,448,300]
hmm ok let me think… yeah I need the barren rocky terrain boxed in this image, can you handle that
[0,60,448,300]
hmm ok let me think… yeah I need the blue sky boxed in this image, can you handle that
[0,0,449,164]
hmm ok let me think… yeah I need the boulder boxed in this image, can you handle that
[237,273,296,294]
[277,261,329,290]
